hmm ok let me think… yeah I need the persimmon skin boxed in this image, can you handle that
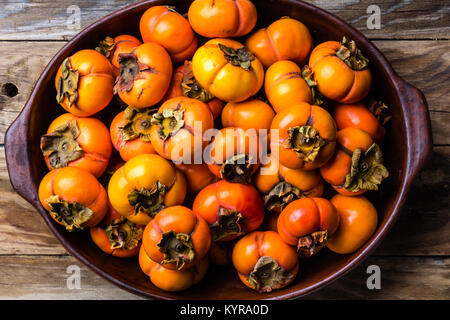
[188,0,257,38]
[55,49,115,117]
[192,39,264,103]
[107,35,141,73]
[142,206,211,270]
[175,163,218,195]
[149,96,214,163]
[270,102,337,170]
[116,42,172,109]
[232,231,299,292]
[333,102,385,144]
[277,197,340,247]
[246,18,313,68]
[139,246,209,292]
[326,194,378,254]
[110,111,156,162]
[38,167,108,229]
[43,113,112,178]
[162,64,225,119]
[192,180,265,241]
[265,60,313,113]
[319,127,374,195]
[90,206,141,258]
[107,154,186,225]
[309,41,372,103]
[140,6,197,63]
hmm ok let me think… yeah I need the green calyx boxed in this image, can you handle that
[285,125,326,163]
[40,120,84,169]
[56,57,79,107]
[105,217,143,250]
[219,44,255,71]
[264,182,301,212]
[181,61,215,102]
[301,65,323,105]
[128,181,167,218]
[343,143,389,192]
[220,154,254,184]
[248,256,295,293]
[335,37,370,70]
[209,208,245,242]
[151,108,185,140]
[158,231,195,270]
[297,230,328,258]
[119,107,157,142]
[45,195,93,232]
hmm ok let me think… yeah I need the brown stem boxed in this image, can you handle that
[301,65,323,105]
[297,230,328,258]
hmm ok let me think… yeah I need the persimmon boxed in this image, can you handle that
[140,6,197,63]
[110,107,157,161]
[333,101,390,144]
[175,163,218,195]
[221,99,275,134]
[149,96,214,163]
[114,42,172,109]
[139,246,209,292]
[206,127,264,184]
[232,231,299,293]
[277,197,339,257]
[265,61,322,112]
[96,35,141,73]
[309,37,372,103]
[192,38,264,103]
[320,127,389,196]
[192,180,264,242]
[108,154,186,225]
[55,49,115,117]
[255,154,324,213]
[142,206,211,270]
[38,167,108,231]
[327,194,378,254]
[90,204,142,258]
[246,17,313,68]
[270,102,336,170]
[162,61,224,119]
[188,0,257,38]
[40,113,112,178]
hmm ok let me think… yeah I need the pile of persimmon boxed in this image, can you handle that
[37,1,390,294]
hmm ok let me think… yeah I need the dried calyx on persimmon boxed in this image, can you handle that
[105,216,143,250]
[336,37,369,70]
[56,58,79,107]
[220,154,255,184]
[219,44,255,71]
[284,125,326,163]
[45,195,93,231]
[127,181,167,219]
[114,52,155,94]
[180,61,214,102]
[119,107,156,142]
[248,256,296,293]
[209,208,245,242]
[158,231,195,270]
[151,108,185,140]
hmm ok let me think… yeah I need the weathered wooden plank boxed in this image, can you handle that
[0,40,449,144]
[0,255,447,299]
[0,1,448,40]
[0,146,448,256]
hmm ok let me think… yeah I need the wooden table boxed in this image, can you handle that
[0,0,448,300]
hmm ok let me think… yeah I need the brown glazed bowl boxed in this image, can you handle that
[5,0,432,299]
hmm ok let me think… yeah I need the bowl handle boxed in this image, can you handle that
[394,76,433,182]
[4,110,40,206]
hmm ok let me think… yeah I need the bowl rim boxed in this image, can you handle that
[4,0,431,300]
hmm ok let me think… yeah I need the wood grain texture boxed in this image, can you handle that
[0,40,448,144]
[0,0,448,40]
[0,254,448,299]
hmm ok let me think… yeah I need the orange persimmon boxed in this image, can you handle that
[309,37,372,103]
[188,0,257,38]
[38,167,108,231]
[142,206,211,270]
[55,49,115,117]
[96,35,142,74]
[327,194,378,254]
[246,17,313,68]
[270,102,337,170]
[107,154,187,225]
[40,113,112,178]
[320,127,389,196]
[232,231,299,293]
[175,163,218,195]
[140,6,197,63]
[277,197,340,257]
[192,180,265,241]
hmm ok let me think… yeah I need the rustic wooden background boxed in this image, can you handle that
[0,0,448,299]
